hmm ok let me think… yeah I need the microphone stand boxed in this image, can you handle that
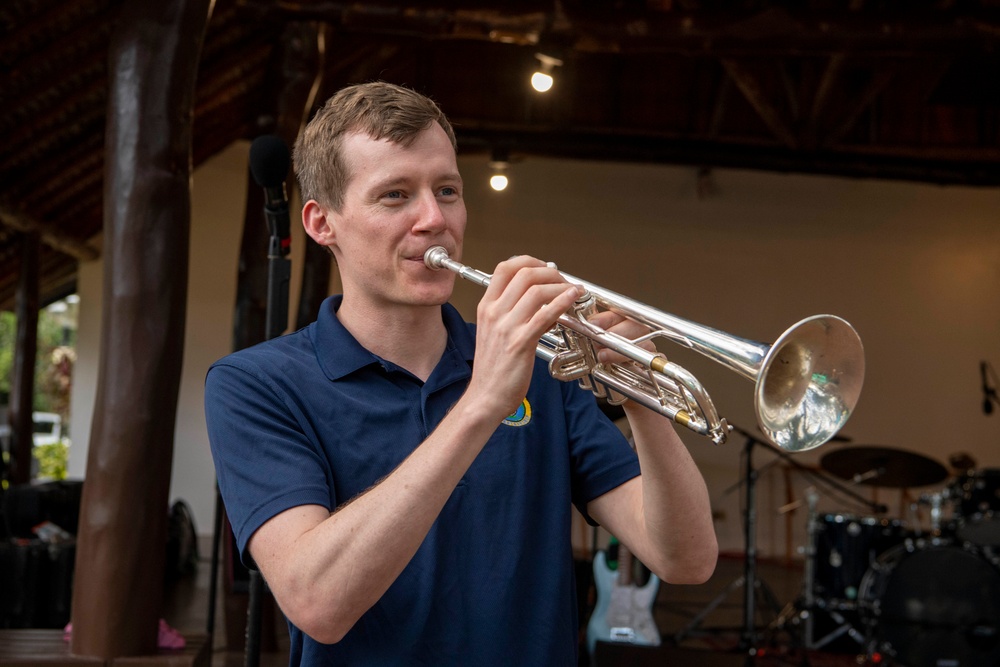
[737,427,771,665]
[245,204,291,667]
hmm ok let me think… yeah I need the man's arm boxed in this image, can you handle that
[247,392,508,644]
[587,402,718,585]
[245,257,582,644]
[583,313,719,585]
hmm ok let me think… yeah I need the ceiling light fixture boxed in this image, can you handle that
[531,53,563,93]
[489,148,511,192]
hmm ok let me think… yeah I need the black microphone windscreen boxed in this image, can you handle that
[249,135,291,188]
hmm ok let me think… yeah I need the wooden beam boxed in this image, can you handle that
[453,124,1000,185]
[823,63,900,148]
[720,58,798,149]
[240,2,1000,56]
[802,53,848,149]
[0,207,100,262]
[706,75,734,138]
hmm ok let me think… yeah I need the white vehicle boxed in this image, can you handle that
[0,409,63,448]
[31,412,62,446]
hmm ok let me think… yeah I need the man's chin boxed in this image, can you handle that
[414,291,452,308]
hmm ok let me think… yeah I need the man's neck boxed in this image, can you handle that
[336,296,449,382]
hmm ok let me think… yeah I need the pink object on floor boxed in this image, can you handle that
[62,619,186,650]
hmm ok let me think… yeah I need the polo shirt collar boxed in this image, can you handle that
[313,295,475,382]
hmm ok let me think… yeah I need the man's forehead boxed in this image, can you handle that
[341,126,456,178]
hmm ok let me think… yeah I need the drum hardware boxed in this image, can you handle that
[953,468,1000,547]
[909,488,957,539]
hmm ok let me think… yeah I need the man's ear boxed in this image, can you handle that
[302,199,336,248]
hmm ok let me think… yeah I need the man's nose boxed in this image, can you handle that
[412,193,447,232]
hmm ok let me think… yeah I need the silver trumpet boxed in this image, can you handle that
[424,246,864,452]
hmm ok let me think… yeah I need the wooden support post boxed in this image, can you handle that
[69,0,213,658]
[8,231,40,485]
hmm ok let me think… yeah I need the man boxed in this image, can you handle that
[205,81,717,666]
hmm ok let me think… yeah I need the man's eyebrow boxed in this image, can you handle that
[365,176,409,194]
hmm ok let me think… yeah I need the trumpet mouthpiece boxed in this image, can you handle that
[424,246,449,270]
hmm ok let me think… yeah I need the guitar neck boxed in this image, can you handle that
[616,542,634,586]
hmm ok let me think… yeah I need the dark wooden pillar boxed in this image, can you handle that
[8,231,40,485]
[69,0,213,658]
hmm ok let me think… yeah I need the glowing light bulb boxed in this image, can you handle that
[490,174,509,191]
[531,71,554,93]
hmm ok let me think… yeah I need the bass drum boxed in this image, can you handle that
[859,542,1000,666]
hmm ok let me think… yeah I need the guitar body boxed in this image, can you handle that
[586,549,662,659]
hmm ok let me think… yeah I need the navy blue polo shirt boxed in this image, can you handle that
[205,295,640,666]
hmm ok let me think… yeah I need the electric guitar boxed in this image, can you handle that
[585,537,662,659]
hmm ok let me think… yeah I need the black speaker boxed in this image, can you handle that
[0,538,75,629]
[1,479,83,538]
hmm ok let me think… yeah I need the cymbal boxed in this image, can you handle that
[820,445,948,488]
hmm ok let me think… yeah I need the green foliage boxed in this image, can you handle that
[34,441,68,480]
[0,305,75,422]
[0,311,13,402]
[2,301,77,482]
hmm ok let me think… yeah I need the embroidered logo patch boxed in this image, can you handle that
[502,398,532,427]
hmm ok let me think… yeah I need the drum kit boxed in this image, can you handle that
[799,445,1000,666]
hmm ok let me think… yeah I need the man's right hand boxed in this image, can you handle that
[465,255,583,422]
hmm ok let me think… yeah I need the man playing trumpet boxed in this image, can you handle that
[205,81,717,666]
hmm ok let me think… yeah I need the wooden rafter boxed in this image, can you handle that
[0,207,100,261]
[721,57,798,149]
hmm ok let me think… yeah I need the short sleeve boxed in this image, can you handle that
[204,359,334,564]
[561,381,641,525]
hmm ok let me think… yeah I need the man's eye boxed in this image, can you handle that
[383,191,403,200]
[440,187,458,197]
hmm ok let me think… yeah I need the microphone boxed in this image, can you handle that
[982,361,995,415]
[249,134,292,257]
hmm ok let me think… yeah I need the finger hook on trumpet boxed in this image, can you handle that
[424,246,865,452]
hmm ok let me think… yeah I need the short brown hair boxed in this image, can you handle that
[293,82,458,211]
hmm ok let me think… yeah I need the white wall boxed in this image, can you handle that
[67,142,1000,560]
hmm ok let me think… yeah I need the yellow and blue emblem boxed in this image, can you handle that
[502,398,532,427]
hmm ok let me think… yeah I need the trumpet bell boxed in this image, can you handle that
[756,315,865,452]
